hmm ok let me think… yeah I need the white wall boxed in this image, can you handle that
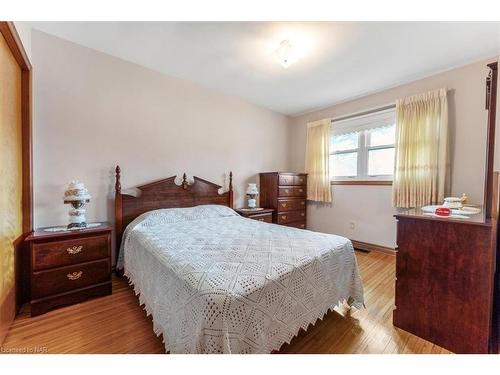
[290,58,498,248]
[13,22,32,61]
[307,186,395,248]
[31,28,500,250]
[32,30,291,228]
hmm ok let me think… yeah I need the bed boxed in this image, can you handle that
[114,166,364,354]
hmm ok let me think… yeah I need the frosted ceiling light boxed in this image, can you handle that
[274,40,300,68]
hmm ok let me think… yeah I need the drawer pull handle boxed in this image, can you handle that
[67,271,83,280]
[301,201,305,205]
[299,178,304,183]
[281,203,287,208]
[301,212,305,216]
[282,215,287,220]
[299,189,303,193]
[67,245,83,255]
[300,224,305,228]
[284,189,289,194]
[258,218,264,222]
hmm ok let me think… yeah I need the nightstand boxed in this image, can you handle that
[24,223,112,316]
[235,208,274,223]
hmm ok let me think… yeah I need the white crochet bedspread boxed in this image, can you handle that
[117,205,364,354]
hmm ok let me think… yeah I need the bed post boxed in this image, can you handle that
[229,171,233,208]
[115,165,123,268]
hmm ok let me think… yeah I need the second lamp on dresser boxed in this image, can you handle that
[259,172,307,229]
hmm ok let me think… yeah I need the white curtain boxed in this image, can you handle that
[392,88,449,208]
[305,119,332,202]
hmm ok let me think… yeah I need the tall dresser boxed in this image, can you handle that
[259,172,307,229]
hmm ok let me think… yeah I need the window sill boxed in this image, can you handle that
[331,180,393,186]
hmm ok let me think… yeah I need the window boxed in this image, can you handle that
[330,108,396,181]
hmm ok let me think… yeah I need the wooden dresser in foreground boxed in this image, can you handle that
[394,210,498,353]
[259,172,307,229]
[24,223,112,316]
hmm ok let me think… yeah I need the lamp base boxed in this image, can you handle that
[247,198,257,209]
[67,204,88,230]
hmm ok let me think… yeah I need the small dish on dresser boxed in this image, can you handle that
[443,197,463,209]
[423,213,470,219]
[42,222,103,232]
[421,205,481,215]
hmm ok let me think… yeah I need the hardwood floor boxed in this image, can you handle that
[1,251,450,354]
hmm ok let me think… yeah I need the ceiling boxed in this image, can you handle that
[26,22,500,116]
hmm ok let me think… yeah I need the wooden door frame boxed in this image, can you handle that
[484,62,498,219]
[0,21,32,233]
[0,21,32,344]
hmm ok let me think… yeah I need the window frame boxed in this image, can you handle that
[330,108,396,183]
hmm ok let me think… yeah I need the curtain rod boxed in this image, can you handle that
[331,103,396,123]
[330,88,450,123]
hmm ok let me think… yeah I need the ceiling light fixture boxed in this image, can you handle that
[274,40,300,68]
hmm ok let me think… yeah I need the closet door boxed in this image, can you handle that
[0,30,23,343]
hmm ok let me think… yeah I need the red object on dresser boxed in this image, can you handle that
[434,207,451,217]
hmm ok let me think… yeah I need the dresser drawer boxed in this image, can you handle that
[294,175,307,185]
[32,235,109,271]
[32,259,111,299]
[248,212,273,223]
[277,210,306,224]
[278,174,295,186]
[278,174,306,186]
[282,221,306,229]
[278,186,306,197]
[277,198,306,212]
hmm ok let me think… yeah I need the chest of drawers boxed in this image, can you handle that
[259,172,307,229]
[24,223,112,316]
[394,211,498,353]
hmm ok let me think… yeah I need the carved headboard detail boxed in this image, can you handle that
[114,165,233,257]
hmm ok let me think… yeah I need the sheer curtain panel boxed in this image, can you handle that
[305,119,332,202]
[392,88,449,208]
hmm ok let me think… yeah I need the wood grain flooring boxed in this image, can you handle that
[1,251,451,354]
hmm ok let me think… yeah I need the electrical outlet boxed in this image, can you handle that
[349,221,355,230]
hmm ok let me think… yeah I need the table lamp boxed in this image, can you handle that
[246,183,259,209]
[63,180,91,229]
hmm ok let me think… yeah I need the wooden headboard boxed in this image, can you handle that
[114,165,233,256]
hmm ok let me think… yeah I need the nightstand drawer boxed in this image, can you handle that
[31,259,111,299]
[278,186,306,197]
[249,212,273,223]
[277,210,306,224]
[277,198,306,212]
[32,235,109,271]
